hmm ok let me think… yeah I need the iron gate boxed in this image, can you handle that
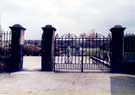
[54,33,111,72]
[0,31,11,71]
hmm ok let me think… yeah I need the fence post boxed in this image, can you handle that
[10,24,26,72]
[110,25,126,73]
[41,25,56,71]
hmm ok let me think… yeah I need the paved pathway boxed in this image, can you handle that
[0,56,134,95]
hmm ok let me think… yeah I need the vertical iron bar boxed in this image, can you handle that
[88,37,90,66]
[81,37,84,72]
[4,32,5,55]
[61,37,63,65]
[74,36,76,68]
[53,36,56,71]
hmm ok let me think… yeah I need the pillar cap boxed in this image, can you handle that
[112,25,126,29]
[42,25,56,31]
[9,24,26,30]
[110,25,126,32]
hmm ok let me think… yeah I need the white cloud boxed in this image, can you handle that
[0,0,134,39]
[60,0,81,8]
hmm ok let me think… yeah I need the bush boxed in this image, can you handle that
[23,45,41,56]
[0,61,9,72]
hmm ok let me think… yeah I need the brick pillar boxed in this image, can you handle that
[10,24,26,71]
[110,25,126,73]
[41,25,56,71]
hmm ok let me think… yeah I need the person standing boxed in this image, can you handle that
[65,46,72,63]
[76,45,80,56]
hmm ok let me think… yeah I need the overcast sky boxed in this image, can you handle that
[0,0,135,39]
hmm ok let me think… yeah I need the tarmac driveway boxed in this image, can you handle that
[0,56,134,95]
[0,71,135,95]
